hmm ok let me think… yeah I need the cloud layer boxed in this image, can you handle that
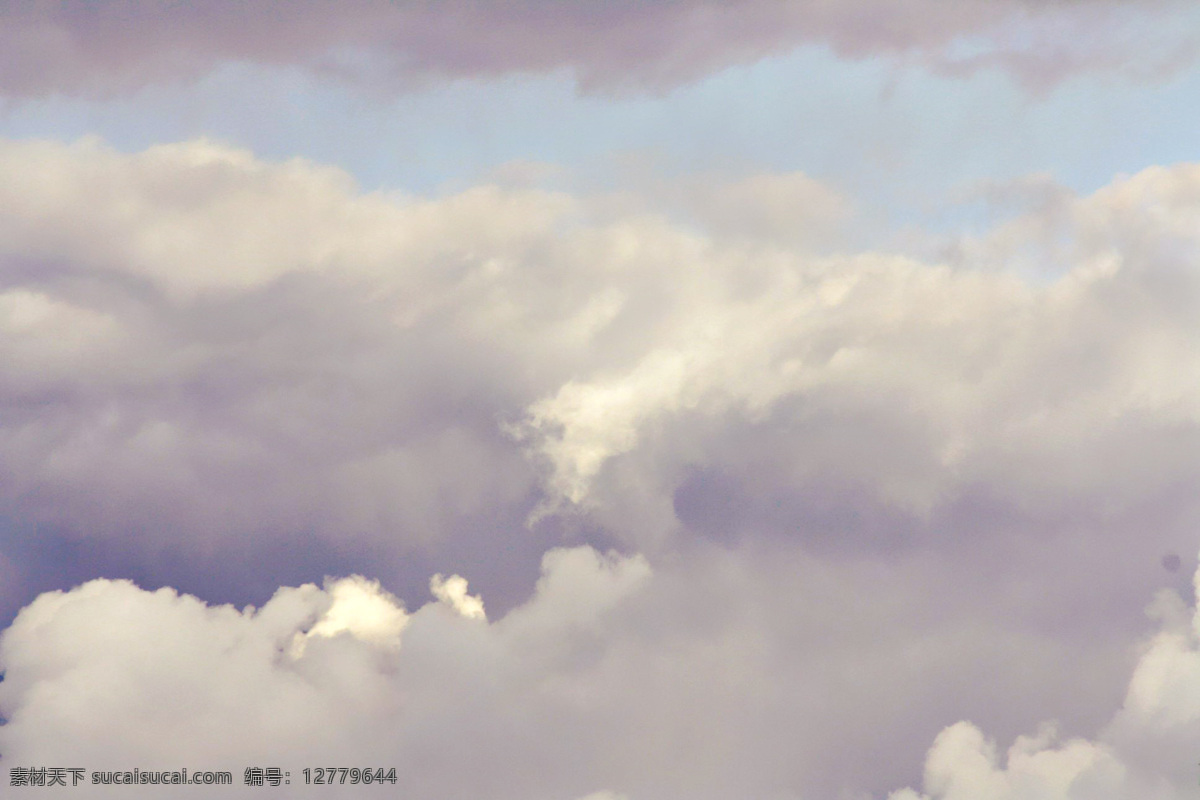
[0,1,1194,97]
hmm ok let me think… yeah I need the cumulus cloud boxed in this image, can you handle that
[6,536,1198,798]
[886,560,1200,799]
[0,137,1197,796]
[0,1,1194,98]
[0,10,1196,800]
[0,136,571,555]
[296,575,408,652]
[516,163,1200,532]
[885,722,1128,800]
[0,546,654,799]
[0,136,1197,566]
[429,573,486,621]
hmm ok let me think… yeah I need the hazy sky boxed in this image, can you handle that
[1,2,1199,798]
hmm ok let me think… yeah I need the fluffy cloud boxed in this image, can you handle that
[0,539,1087,798]
[517,165,1200,534]
[887,563,1200,799]
[0,136,569,555]
[0,136,1197,564]
[0,546,653,799]
[0,1,1194,97]
[429,573,486,621]
[7,539,1200,798]
[0,137,1197,796]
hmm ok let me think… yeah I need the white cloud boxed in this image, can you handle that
[0,137,572,300]
[518,193,1200,528]
[886,722,1127,800]
[6,533,1191,799]
[430,573,486,621]
[0,136,1196,561]
[296,575,408,654]
[887,560,1200,800]
[0,137,1198,798]
[0,546,654,798]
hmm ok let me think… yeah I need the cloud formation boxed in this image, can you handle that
[8,541,1200,798]
[1,138,1196,559]
[517,163,1200,533]
[0,137,1197,796]
[2,2,1196,795]
[0,546,653,799]
[0,137,1195,566]
[0,1,1194,98]
[888,563,1200,799]
[429,573,486,621]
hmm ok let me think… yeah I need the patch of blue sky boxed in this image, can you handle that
[1,39,1196,237]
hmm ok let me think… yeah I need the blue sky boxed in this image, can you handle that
[5,37,1197,220]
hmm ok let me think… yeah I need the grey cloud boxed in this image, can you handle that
[0,1,1193,98]
[2,138,1198,517]
[888,561,1200,799]
[1,135,1197,595]
[0,139,556,555]
[0,547,656,798]
[0,542,1153,799]
[0,138,1198,796]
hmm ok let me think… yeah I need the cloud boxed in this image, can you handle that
[429,573,486,621]
[0,136,1197,574]
[2,534,1191,798]
[516,164,1200,534]
[886,561,1200,799]
[298,575,408,650]
[0,137,1197,796]
[0,1,1194,98]
[886,722,1127,800]
[0,136,571,557]
[605,169,854,251]
[0,546,654,799]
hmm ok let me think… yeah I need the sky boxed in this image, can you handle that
[0,2,1199,798]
